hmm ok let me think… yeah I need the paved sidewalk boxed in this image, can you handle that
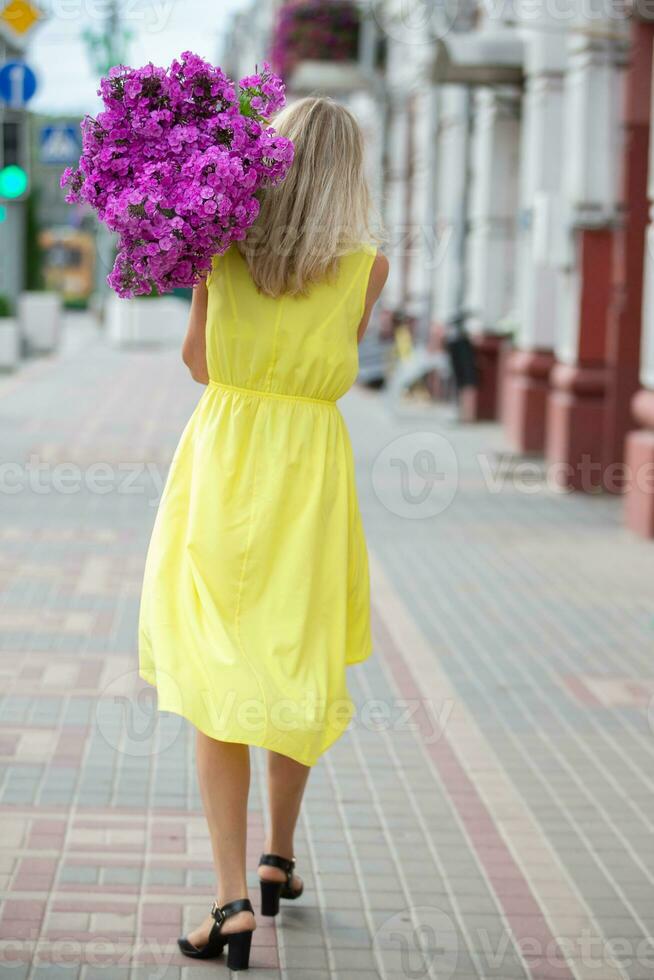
[0,321,653,980]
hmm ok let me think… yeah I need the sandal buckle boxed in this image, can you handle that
[210,901,225,925]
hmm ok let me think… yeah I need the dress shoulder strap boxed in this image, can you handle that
[205,244,240,289]
[315,245,378,331]
[338,244,378,284]
[351,244,378,324]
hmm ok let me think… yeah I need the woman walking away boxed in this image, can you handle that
[138,96,389,971]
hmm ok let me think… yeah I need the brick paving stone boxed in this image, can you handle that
[282,946,331,970]
[31,968,80,980]
[132,970,181,980]
[0,967,30,980]
[1,328,654,979]
[285,972,331,980]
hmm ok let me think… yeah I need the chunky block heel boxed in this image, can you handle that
[178,897,254,969]
[260,878,284,916]
[258,853,304,917]
[226,929,253,971]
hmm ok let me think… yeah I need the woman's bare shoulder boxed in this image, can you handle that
[370,250,389,290]
[372,249,389,271]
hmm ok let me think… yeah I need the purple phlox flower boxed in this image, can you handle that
[61,52,293,297]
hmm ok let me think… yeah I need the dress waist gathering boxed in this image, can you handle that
[207,379,338,408]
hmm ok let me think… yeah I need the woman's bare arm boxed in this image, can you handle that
[357,252,390,344]
[182,278,210,384]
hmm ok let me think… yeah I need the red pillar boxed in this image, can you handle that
[546,229,613,490]
[625,393,654,536]
[463,334,507,421]
[624,21,654,536]
[503,350,556,454]
[604,20,653,490]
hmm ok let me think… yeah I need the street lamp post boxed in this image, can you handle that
[82,0,132,76]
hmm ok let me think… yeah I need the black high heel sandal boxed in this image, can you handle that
[258,853,304,916]
[178,897,254,970]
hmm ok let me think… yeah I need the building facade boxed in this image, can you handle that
[374,0,654,536]
[219,0,654,537]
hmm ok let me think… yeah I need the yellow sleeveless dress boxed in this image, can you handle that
[138,243,377,766]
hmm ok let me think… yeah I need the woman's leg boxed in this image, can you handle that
[187,731,255,946]
[259,750,311,890]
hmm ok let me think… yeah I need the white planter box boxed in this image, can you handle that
[106,294,189,348]
[18,291,62,355]
[0,317,20,371]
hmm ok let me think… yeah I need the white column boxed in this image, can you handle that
[380,18,433,320]
[433,85,470,324]
[383,92,411,313]
[405,83,439,337]
[218,0,277,79]
[466,86,521,333]
[514,30,567,351]
[347,88,385,217]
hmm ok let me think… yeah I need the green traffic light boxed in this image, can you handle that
[0,165,29,199]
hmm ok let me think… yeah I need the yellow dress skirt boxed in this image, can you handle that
[138,244,376,766]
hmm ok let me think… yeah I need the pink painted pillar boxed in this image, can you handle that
[624,23,654,536]
[546,229,613,491]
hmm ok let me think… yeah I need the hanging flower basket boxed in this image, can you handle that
[271,0,360,82]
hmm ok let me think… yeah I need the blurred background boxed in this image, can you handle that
[1,4,654,978]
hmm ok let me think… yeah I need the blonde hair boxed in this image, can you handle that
[237,96,377,297]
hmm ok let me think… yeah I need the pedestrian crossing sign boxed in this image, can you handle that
[39,124,81,166]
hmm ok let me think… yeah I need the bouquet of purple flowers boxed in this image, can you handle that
[61,52,294,298]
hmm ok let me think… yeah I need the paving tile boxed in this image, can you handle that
[1,331,652,980]
[82,970,131,980]
[284,972,331,980]
[281,946,330,969]
[32,967,81,980]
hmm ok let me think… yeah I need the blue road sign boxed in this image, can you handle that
[0,60,37,109]
[39,124,81,165]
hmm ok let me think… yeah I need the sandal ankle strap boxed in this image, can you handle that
[210,897,253,926]
[259,853,295,878]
